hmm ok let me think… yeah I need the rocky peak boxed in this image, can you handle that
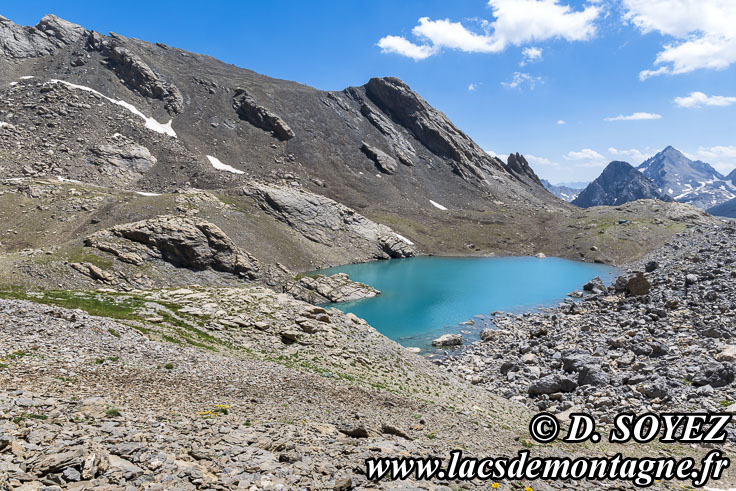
[36,14,88,44]
[0,14,87,59]
[504,152,543,187]
[572,160,672,208]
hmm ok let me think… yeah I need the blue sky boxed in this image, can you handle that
[3,1,735,182]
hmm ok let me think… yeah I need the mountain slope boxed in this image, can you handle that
[572,161,672,208]
[638,146,736,209]
[707,197,736,218]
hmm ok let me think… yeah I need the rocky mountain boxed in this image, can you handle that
[637,146,736,209]
[0,13,729,489]
[708,197,736,218]
[572,161,672,208]
[541,179,586,202]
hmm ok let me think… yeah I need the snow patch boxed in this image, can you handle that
[48,80,177,138]
[57,176,82,184]
[429,200,448,211]
[0,122,8,128]
[9,82,17,87]
[207,155,244,175]
[394,233,414,246]
[135,191,162,197]
[667,188,673,194]
[19,76,34,80]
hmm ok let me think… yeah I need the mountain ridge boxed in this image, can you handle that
[572,160,672,208]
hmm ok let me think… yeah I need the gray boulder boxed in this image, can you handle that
[528,374,577,395]
[432,334,463,347]
[583,276,605,293]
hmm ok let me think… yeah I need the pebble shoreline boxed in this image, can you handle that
[445,223,736,441]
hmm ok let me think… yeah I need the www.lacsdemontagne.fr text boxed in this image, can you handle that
[365,449,729,487]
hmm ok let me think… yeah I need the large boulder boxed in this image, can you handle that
[86,216,260,279]
[528,374,577,395]
[627,272,651,296]
[432,334,463,347]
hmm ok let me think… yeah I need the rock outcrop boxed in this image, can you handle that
[87,33,184,114]
[364,77,504,181]
[294,273,379,303]
[504,153,543,187]
[86,216,260,279]
[0,14,87,59]
[361,142,397,175]
[359,103,415,166]
[232,89,294,140]
[243,181,415,259]
[88,142,157,184]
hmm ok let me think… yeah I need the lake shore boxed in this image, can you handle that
[442,222,736,442]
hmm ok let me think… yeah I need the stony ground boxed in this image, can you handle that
[446,223,736,442]
[2,280,732,489]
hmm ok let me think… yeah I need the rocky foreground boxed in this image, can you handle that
[447,223,736,440]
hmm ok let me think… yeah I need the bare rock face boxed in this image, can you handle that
[88,142,157,184]
[86,216,260,279]
[232,89,294,140]
[359,103,415,166]
[364,77,504,181]
[35,15,88,45]
[0,14,86,59]
[361,142,397,175]
[243,181,415,258]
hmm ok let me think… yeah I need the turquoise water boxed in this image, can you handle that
[316,256,617,351]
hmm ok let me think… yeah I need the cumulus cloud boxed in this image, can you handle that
[604,112,662,121]
[377,35,437,60]
[674,91,736,108]
[565,148,605,161]
[556,119,566,125]
[608,147,650,163]
[501,72,543,90]
[377,0,602,59]
[521,46,543,65]
[622,0,736,78]
[468,83,478,91]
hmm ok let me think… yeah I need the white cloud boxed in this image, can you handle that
[377,35,437,60]
[501,72,543,90]
[556,119,566,125]
[604,112,662,121]
[468,83,478,91]
[526,154,559,167]
[692,145,736,174]
[674,91,736,108]
[622,0,736,78]
[521,46,543,65]
[377,0,602,60]
[608,147,650,163]
[565,148,605,161]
